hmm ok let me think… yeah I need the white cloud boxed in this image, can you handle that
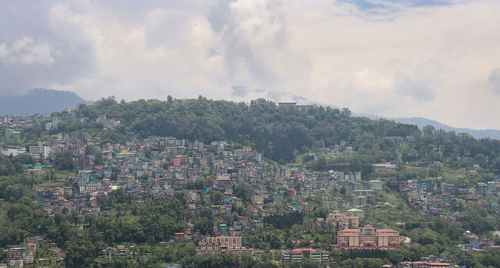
[0,37,54,65]
[488,68,500,95]
[2,0,500,129]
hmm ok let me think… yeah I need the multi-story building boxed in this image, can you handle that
[282,248,330,265]
[397,261,453,268]
[29,145,51,159]
[326,212,359,231]
[195,236,252,254]
[5,248,25,262]
[345,208,365,219]
[336,225,401,248]
[5,245,35,265]
[1,147,26,157]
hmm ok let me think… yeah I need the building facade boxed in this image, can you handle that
[282,248,330,265]
[397,261,453,268]
[327,212,359,231]
[195,236,252,254]
[337,225,401,247]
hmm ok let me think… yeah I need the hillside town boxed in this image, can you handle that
[2,102,500,267]
[2,127,457,267]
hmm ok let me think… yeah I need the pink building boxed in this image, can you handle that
[336,225,401,248]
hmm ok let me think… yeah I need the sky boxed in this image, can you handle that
[1,0,500,129]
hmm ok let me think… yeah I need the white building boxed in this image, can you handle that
[29,145,51,159]
[1,147,26,157]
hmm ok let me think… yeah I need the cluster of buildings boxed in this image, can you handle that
[277,164,383,212]
[23,134,272,214]
[2,128,407,263]
[310,211,361,233]
[1,114,420,265]
[400,177,500,219]
[396,254,453,268]
[2,107,499,267]
[2,236,64,267]
[20,130,389,230]
[1,114,65,142]
[101,245,137,261]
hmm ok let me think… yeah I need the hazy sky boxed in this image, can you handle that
[1,0,500,129]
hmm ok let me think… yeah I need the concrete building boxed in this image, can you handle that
[278,102,297,110]
[195,236,252,254]
[397,262,452,268]
[326,212,359,231]
[1,147,26,157]
[336,225,401,248]
[282,248,330,265]
[5,248,25,262]
[29,145,51,159]
[345,208,365,219]
[368,179,383,190]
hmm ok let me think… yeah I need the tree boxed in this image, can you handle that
[233,183,252,204]
[54,150,75,171]
[194,217,213,235]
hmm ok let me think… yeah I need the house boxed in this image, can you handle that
[174,233,185,242]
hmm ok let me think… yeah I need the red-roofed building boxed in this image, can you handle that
[174,233,185,242]
[337,225,401,248]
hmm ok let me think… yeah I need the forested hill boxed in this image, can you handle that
[49,96,500,170]
[64,97,416,161]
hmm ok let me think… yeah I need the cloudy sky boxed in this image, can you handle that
[1,0,500,129]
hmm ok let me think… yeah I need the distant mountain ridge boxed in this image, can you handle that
[0,89,91,115]
[359,113,500,140]
[391,117,500,140]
